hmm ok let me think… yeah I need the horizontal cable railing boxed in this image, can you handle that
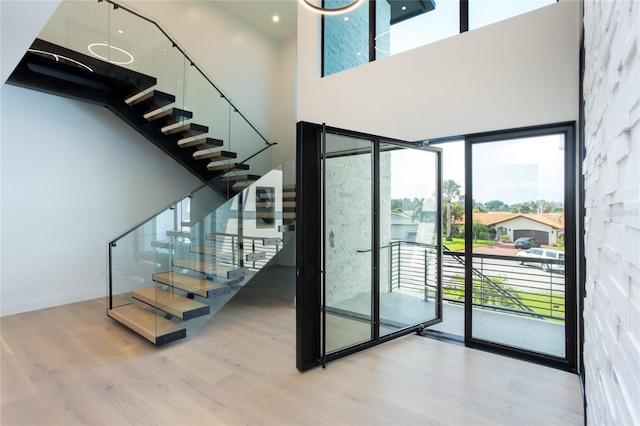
[390,241,565,322]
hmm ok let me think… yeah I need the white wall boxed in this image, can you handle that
[0,0,60,85]
[297,1,580,141]
[583,0,640,424]
[0,85,200,316]
[119,0,297,165]
[273,37,298,167]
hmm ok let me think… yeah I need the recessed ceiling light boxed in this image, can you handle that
[272,15,280,22]
[344,16,349,21]
[117,30,124,34]
[401,6,407,10]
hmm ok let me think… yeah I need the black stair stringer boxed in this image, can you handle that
[6,38,230,185]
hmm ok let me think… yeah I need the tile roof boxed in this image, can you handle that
[468,212,565,229]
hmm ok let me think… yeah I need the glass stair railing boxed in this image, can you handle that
[7,0,295,344]
[108,155,295,345]
[8,0,274,191]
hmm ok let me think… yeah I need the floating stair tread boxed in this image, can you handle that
[127,90,175,112]
[256,200,296,208]
[207,162,250,172]
[153,271,229,298]
[193,149,237,161]
[178,137,224,149]
[151,240,172,248]
[132,287,209,320]
[190,245,235,256]
[145,107,193,125]
[256,212,296,219]
[163,122,208,137]
[172,258,239,276]
[108,304,185,345]
[206,233,267,241]
[221,174,261,182]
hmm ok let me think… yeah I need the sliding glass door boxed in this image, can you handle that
[297,122,442,370]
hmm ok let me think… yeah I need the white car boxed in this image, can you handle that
[516,248,565,271]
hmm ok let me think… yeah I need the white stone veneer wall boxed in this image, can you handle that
[325,151,391,305]
[583,1,640,424]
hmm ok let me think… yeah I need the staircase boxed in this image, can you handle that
[8,38,266,194]
[6,0,295,345]
[108,174,296,345]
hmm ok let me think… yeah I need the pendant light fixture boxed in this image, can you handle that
[299,0,365,15]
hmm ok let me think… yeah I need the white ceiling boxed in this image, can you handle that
[213,0,298,42]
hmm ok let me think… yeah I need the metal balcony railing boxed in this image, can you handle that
[389,241,565,322]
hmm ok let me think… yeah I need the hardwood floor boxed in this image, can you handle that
[1,265,584,425]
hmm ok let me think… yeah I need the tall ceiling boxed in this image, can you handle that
[213,0,298,42]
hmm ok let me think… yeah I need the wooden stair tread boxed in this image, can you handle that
[163,122,208,137]
[178,137,224,149]
[172,258,239,276]
[153,271,229,298]
[193,149,237,161]
[221,174,260,182]
[207,162,250,172]
[256,212,296,219]
[256,200,296,208]
[127,90,175,113]
[145,107,193,125]
[206,233,273,241]
[132,287,209,320]
[108,304,185,345]
[190,245,235,256]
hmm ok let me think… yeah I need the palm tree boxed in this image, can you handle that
[443,179,461,241]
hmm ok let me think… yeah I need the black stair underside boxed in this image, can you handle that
[7,38,244,187]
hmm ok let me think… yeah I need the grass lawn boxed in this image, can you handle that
[443,237,496,251]
[517,291,565,320]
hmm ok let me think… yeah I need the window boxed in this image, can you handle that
[323,0,557,76]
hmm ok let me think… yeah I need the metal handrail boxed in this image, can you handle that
[102,0,273,147]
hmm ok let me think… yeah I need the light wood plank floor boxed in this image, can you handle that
[1,266,584,425]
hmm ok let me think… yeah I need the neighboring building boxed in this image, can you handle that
[390,212,418,241]
[472,212,565,245]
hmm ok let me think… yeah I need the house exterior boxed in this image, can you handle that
[390,212,418,241]
[472,212,565,245]
[1,1,638,425]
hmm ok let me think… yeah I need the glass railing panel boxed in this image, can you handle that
[226,108,273,180]
[130,154,294,338]
[183,64,232,145]
[35,0,273,179]
[37,1,109,55]
[107,4,187,106]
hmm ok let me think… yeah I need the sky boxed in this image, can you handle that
[391,135,565,206]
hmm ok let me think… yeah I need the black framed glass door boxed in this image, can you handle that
[296,122,442,371]
[464,123,577,370]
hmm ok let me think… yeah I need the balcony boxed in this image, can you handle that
[327,241,566,358]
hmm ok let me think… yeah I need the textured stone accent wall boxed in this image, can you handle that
[325,151,391,304]
[583,1,640,424]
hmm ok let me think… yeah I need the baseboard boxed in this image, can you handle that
[0,288,105,317]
